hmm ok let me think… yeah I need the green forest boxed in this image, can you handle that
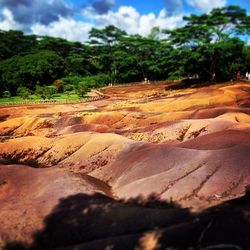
[0,5,249,101]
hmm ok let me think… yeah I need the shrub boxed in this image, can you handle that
[63,84,75,95]
[75,81,89,98]
[61,74,110,90]
[47,85,57,95]
[35,85,57,99]
[87,74,110,87]
[16,86,31,99]
[53,79,64,93]
[61,76,84,86]
[2,90,11,98]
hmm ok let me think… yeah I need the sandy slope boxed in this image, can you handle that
[0,81,250,248]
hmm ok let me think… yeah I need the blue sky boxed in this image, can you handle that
[0,0,249,42]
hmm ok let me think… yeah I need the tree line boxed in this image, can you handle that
[0,5,249,98]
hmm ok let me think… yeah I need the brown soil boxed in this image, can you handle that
[0,81,250,249]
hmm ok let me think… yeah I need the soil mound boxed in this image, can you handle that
[0,82,250,248]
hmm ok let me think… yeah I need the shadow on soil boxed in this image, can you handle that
[5,192,250,250]
[0,115,9,122]
[165,79,248,90]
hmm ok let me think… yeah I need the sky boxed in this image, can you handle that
[0,0,249,42]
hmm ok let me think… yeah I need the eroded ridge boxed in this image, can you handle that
[0,82,250,248]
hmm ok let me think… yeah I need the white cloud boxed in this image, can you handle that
[29,6,184,42]
[0,8,20,30]
[31,17,94,42]
[186,0,227,13]
[84,6,184,36]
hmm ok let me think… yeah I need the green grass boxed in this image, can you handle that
[47,93,81,101]
[0,96,23,104]
[0,93,85,105]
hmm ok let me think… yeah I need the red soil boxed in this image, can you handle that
[0,81,250,248]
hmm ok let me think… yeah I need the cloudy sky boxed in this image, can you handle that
[0,0,249,42]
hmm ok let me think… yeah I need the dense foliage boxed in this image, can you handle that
[0,5,249,97]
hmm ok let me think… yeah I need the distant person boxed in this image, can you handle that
[246,72,249,80]
[236,71,241,80]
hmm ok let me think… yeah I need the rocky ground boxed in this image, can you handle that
[0,81,250,249]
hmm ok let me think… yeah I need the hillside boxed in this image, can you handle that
[0,81,250,249]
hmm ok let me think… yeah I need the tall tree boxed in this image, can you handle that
[37,36,77,57]
[119,35,172,81]
[89,25,127,83]
[165,5,250,81]
[0,30,38,60]
[0,51,65,95]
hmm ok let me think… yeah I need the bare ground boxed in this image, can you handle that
[0,81,250,249]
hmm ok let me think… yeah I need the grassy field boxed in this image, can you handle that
[0,94,85,105]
